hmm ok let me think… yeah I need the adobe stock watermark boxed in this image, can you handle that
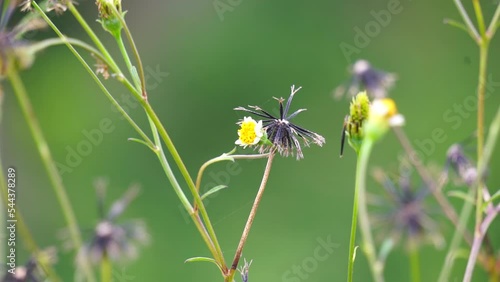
[281,235,339,282]
[408,73,500,166]
[56,65,169,176]
[213,0,243,21]
[339,0,407,64]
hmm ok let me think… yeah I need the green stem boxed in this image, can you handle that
[472,0,486,37]
[32,2,154,149]
[356,139,384,282]
[7,69,95,282]
[487,4,500,38]
[109,4,147,96]
[409,239,421,282]
[453,0,480,42]
[347,152,361,282]
[101,252,112,282]
[65,1,122,74]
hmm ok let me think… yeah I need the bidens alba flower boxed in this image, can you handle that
[365,98,405,141]
[235,117,264,148]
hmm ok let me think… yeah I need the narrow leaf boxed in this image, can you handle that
[201,185,228,201]
[482,189,500,212]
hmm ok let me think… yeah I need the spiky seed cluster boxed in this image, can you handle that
[371,167,443,249]
[342,91,370,155]
[235,85,325,159]
[77,184,149,269]
[446,144,477,186]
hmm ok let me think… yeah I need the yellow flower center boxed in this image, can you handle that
[379,98,397,118]
[238,121,258,145]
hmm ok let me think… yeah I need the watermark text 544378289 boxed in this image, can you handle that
[6,167,17,275]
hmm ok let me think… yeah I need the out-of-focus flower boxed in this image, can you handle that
[2,247,57,282]
[235,116,264,148]
[364,98,404,142]
[0,0,47,76]
[235,85,325,159]
[76,182,149,270]
[370,165,443,249]
[334,59,396,100]
[445,144,478,187]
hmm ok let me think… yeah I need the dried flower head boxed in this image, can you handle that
[370,164,443,249]
[446,144,478,186]
[334,59,396,100]
[235,85,325,159]
[76,182,149,270]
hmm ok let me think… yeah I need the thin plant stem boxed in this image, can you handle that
[65,2,122,74]
[226,151,276,282]
[439,103,500,282]
[453,0,481,42]
[409,239,421,282]
[100,252,112,282]
[32,2,154,149]
[7,69,95,282]
[472,0,486,37]
[464,205,500,282]
[109,4,147,97]
[347,151,361,282]
[38,1,228,272]
[356,139,384,282]
[487,4,500,38]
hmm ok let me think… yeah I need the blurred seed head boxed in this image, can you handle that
[2,247,57,282]
[235,85,325,159]
[334,59,397,100]
[370,163,444,250]
[446,144,478,187]
[76,182,149,270]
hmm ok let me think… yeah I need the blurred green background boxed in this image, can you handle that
[2,0,500,281]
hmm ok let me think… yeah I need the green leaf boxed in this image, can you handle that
[184,257,222,273]
[378,238,394,263]
[443,18,471,34]
[447,190,475,204]
[128,138,156,152]
[201,185,228,201]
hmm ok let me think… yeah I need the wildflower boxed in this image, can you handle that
[235,116,264,148]
[76,182,149,270]
[334,59,396,100]
[445,144,478,186]
[364,98,404,142]
[370,165,443,249]
[341,91,370,155]
[235,85,325,159]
